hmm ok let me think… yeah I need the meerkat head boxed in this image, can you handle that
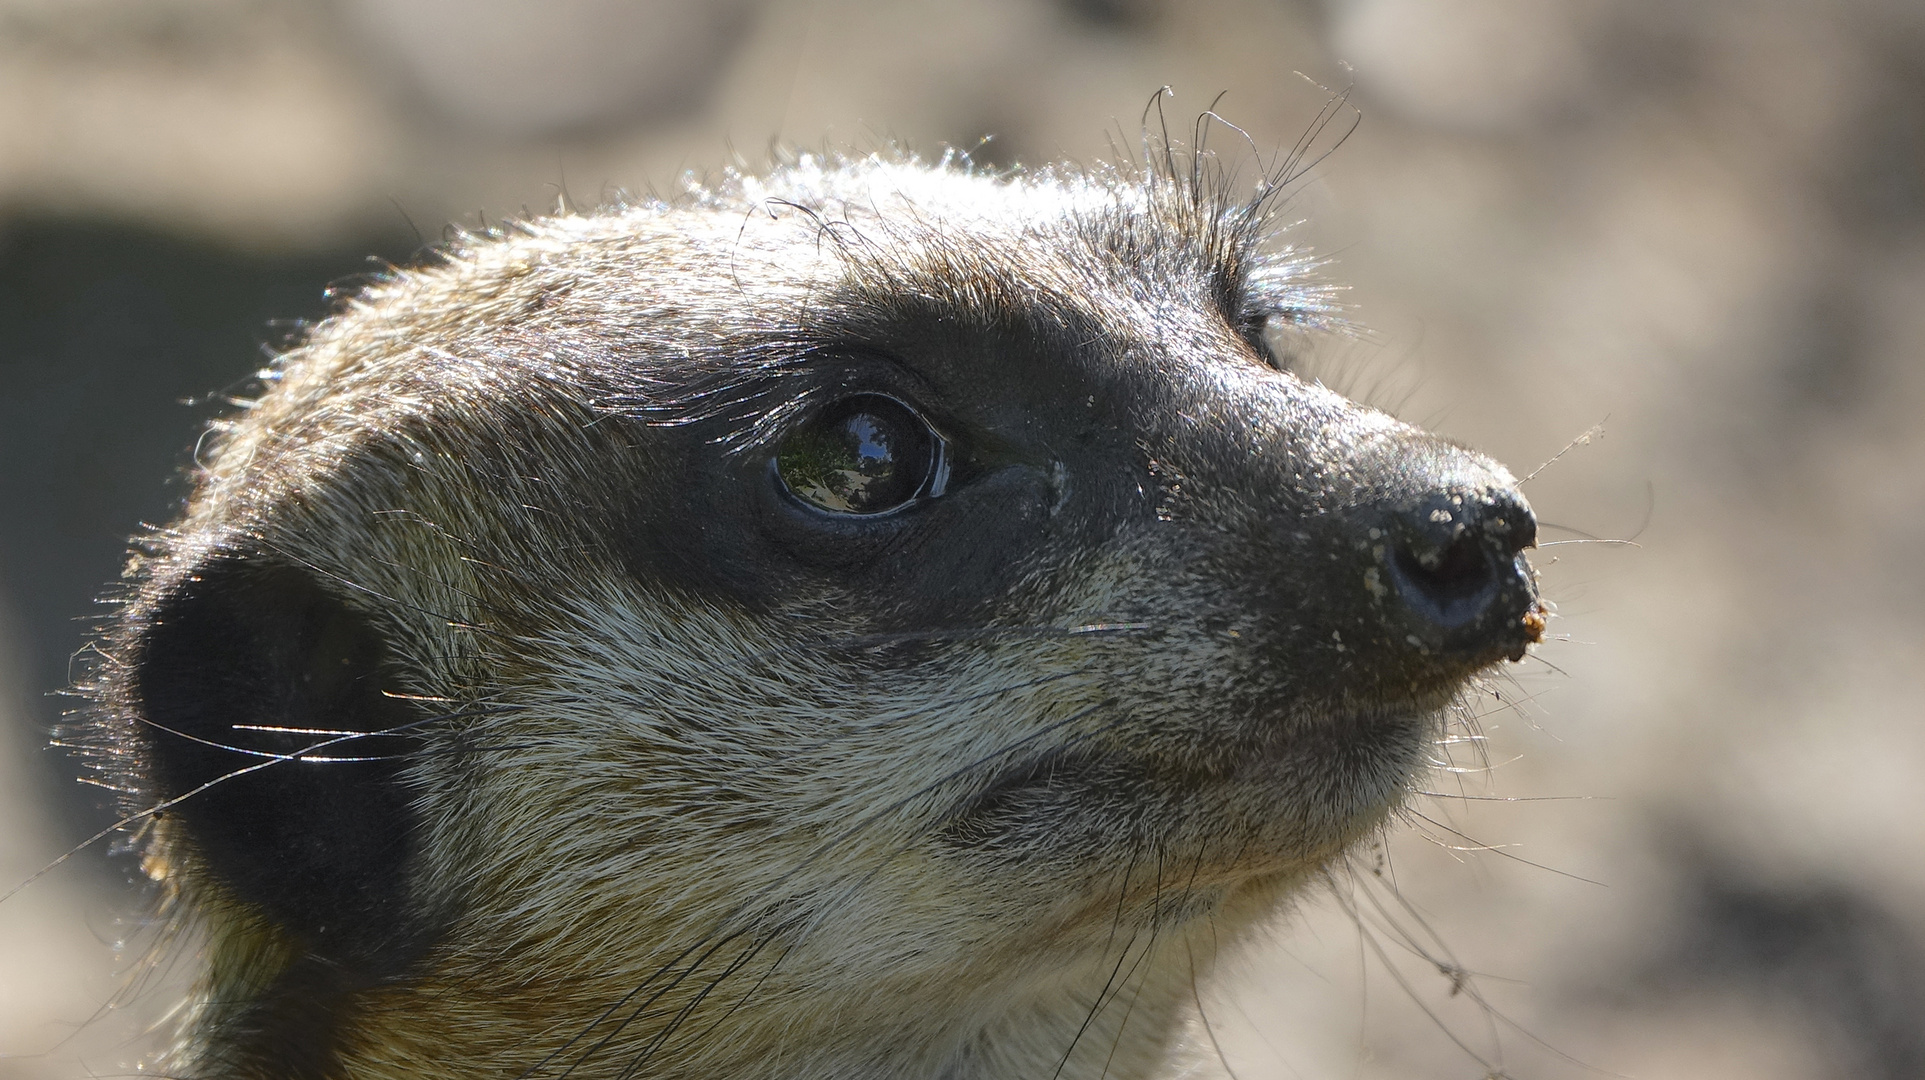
[81,149,1542,1080]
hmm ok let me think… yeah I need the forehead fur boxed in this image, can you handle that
[311,152,1328,370]
[190,150,1337,507]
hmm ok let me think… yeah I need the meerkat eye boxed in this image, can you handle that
[774,394,948,515]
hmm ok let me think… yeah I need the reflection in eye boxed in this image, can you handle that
[775,395,941,515]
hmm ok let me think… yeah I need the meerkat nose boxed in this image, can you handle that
[1384,485,1542,661]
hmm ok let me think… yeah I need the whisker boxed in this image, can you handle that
[1353,857,1505,1056]
[541,926,759,1080]
[1052,929,1144,1080]
[1059,844,1171,1080]
[657,927,796,1064]
[122,698,512,761]
[614,923,789,1080]
[1412,792,1596,803]
[8,704,507,907]
[1520,419,1606,484]
[1404,811,1606,887]
[1327,879,1507,1076]
[1096,843,1209,1080]
[1343,860,1619,1076]
[1188,932,1247,1080]
[1271,79,1360,189]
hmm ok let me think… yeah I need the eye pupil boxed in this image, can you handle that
[776,395,938,515]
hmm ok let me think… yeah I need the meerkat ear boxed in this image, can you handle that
[132,556,431,974]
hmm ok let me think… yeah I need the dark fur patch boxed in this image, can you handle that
[134,556,431,973]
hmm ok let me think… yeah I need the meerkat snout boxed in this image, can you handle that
[76,147,1544,1080]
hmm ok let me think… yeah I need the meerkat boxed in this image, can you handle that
[75,143,1544,1080]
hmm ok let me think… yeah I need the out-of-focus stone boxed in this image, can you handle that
[330,0,767,136]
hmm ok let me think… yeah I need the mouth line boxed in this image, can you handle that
[938,743,1117,834]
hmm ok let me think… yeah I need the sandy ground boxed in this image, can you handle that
[3,1,1923,1077]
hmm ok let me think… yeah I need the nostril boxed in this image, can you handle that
[1381,486,1540,648]
[1492,502,1537,556]
[1392,528,1498,629]
[1394,531,1492,615]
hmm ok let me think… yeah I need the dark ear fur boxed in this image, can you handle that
[133,556,431,975]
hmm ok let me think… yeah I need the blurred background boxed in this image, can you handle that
[2,0,1922,1077]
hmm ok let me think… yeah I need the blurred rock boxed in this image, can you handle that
[329,0,766,136]
[0,0,402,246]
[1328,0,1602,131]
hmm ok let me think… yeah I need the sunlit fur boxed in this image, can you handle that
[80,145,1534,1080]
